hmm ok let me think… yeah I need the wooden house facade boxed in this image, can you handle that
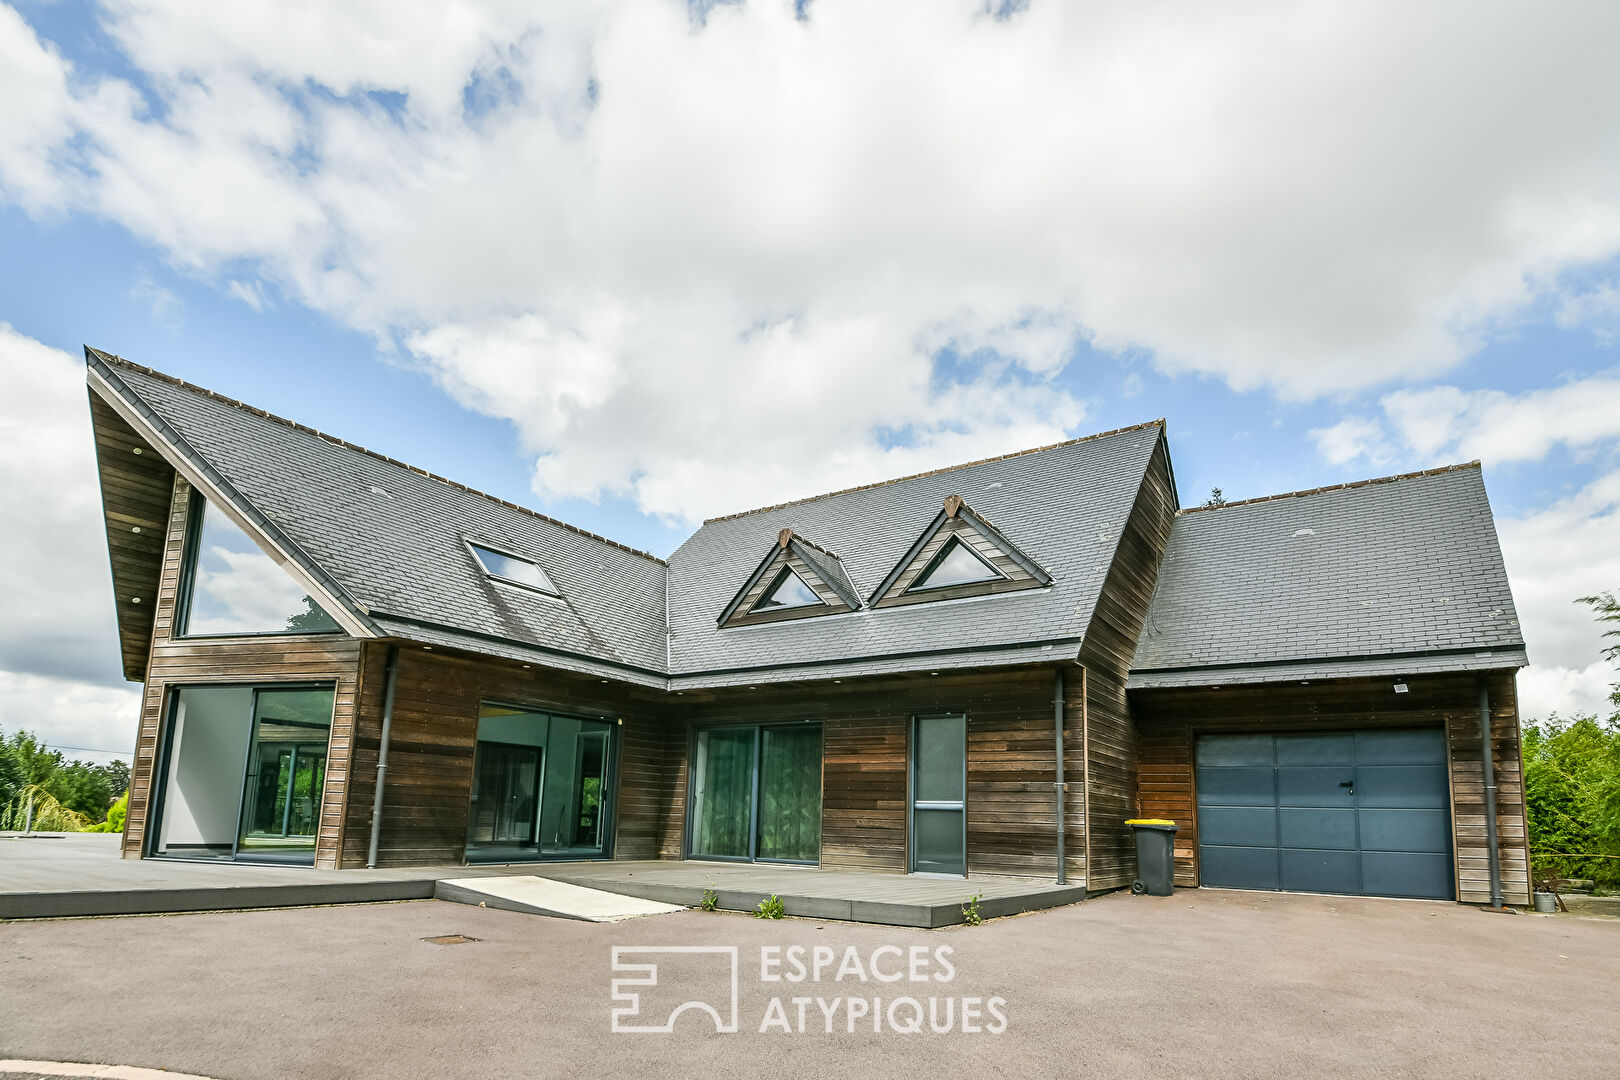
[86,347,1531,905]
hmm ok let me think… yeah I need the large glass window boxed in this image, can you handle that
[153,684,336,865]
[690,723,822,864]
[469,543,557,594]
[752,567,823,612]
[466,704,616,862]
[180,496,340,636]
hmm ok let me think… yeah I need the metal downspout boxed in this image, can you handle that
[366,645,401,870]
[1054,667,1067,885]
[1479,677,1504,908]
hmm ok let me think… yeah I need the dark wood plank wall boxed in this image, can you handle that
[663,667,1074,880]
[89,394,175,681]
[1131,671,1531,904]
[120,475,363,868]
[339,645,669,868]
[1075,433,1178,892]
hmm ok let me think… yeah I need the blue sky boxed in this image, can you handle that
[2,1,1619,761]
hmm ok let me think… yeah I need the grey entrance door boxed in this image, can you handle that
[910,714,967,875]
[1195,730,1454,900]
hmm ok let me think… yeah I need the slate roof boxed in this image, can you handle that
[88,348,1528,694]
[88,351,670,687]
[1129,465,1527,689]
[665,424,1165,685]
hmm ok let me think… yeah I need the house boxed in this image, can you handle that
[85,347,1532,906]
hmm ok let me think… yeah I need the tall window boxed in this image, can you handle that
[690,722,822,863]
[179,495,340,636]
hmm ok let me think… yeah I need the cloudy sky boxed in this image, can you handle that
[3,1,1619,764]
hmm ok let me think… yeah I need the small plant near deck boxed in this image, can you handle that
[699,885,720,912]
[961,891,984,926]
[754,893,786,919]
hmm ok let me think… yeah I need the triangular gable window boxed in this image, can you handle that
[908,536,1003,592]
[719,529,861,628]
[869,495,1052,609]
[752,567,825,612]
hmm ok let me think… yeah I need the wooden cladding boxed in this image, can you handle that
[664,666,1079,881]
[340,645,669,868]
[1078,433,1178,892]
[1130,672,1531,905]
[89,393,176,681]
[120,475,363,869]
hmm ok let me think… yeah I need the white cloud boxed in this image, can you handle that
[1316,372,1620,471]
[2,2,1620,518]
[0,325,125,680]
[0,671,143,763]
[1497,471,1620,719]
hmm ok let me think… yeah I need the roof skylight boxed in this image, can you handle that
[470,542,557,594]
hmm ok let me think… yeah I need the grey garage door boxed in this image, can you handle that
[1196,730,1454,900]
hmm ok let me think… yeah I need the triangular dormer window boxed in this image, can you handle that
[869,494,1052,609]
[753,567,825,612]
[719,529,862,628]
[907,536,1003,592]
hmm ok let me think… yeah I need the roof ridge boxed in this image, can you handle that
[86,348,667,565]
[1178,461,1482,515]
[702,418,1167,524]
[786,531,845,563]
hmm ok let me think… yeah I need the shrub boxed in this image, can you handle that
[753,893,785,919]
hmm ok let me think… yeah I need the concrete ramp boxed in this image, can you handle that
[434,875,686,922]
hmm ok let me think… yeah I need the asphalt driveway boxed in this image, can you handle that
[2,889,1616,1080]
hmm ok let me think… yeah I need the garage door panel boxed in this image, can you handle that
[1355,729,1446,765]
[1362,852,1453,899]
[1196,730,1454,901]
[1280,849,1360,894]
[1360,808,1450,853]
[1280,808,1356,850]
[1355,765,1449,808]
[1200,805,1277,847]
[1196,767,1275,805]
[1277,767,1356,807]
[1201,846,1280,890]
[1275,734,1354,766]
[1198,735,1275,767]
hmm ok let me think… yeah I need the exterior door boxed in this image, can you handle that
[1196,730,1454,900]
[910,714,967,875]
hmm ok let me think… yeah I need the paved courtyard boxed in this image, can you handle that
[3,888,1617,1080]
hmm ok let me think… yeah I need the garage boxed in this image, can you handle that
[1195,730,1454,900]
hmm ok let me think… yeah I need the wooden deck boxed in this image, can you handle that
[0,835,1085,927]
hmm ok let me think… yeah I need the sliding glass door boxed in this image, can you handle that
[152,683,336,865]
[689,722,822,864]
[466,704,617,863]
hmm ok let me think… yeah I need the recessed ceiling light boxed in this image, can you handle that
[131,447,142,455]
[131,526,141,533]
[130,597,142,604]
[1393,683,1409,694]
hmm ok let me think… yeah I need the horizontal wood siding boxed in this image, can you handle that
[1077,432,1177,892]
[121,475,363,869]
[341,645,668,868]
[668,667,1072,880]
[1130,672,1531,904]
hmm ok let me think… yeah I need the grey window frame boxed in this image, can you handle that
[908,712,969,876]
[683,717,824,866]
[464,538,561,598]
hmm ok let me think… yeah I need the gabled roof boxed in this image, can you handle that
[1128,464,1528,689]
[86,349,670,686]
[716,530,861,628]
[665,422,1169,686]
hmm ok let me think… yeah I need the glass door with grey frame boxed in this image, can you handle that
[910,713,967,875]
[689,723,822,863]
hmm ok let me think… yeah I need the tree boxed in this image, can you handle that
[1578,591,1620,709]
[1202,487,1227,508]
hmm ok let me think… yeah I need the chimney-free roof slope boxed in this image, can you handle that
[1129,464,1527,688]
[666,422,1168,686]
[87,349,670,685]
